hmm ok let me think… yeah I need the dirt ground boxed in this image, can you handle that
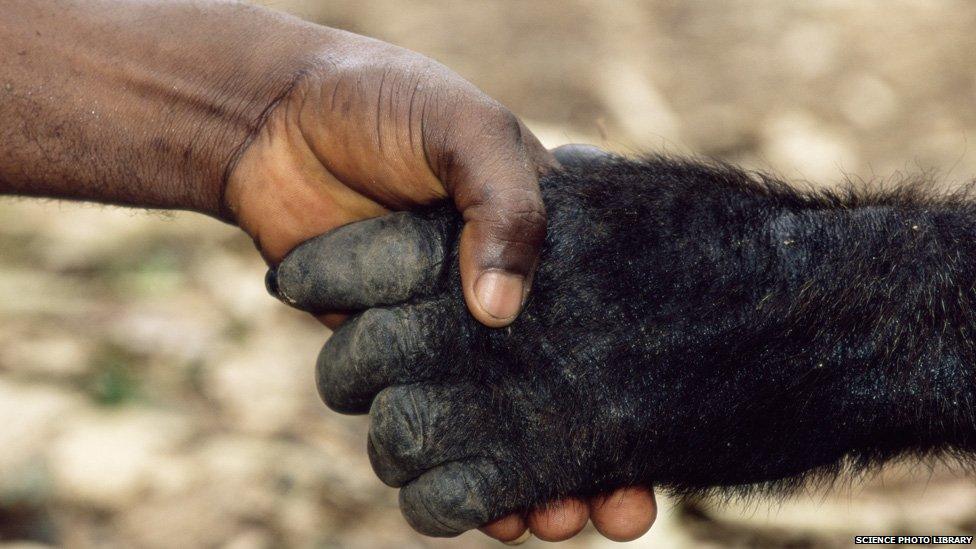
[2,1,976,547]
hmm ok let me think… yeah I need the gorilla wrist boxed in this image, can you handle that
[273,156,976,536]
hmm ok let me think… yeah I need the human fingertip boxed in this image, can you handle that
[315,312,349,329]
[590,486,657,542]
[474,269,525,324]
[479,514,530,544]
[528,498,589,542]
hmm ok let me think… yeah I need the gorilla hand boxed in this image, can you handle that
[272,155,976,536]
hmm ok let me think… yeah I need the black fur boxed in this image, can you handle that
[273,155,976,536]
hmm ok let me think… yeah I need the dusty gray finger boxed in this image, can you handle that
[316,300,458,414]
[272,212,446,312]
[398,459,518,537]
[367,384,484,487]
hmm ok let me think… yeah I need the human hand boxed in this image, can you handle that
[1,0,550,331]
[225,29,559,328]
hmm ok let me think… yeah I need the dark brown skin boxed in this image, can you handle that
[0,0,654,542]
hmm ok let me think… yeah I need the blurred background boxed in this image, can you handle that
[2,1,976,547]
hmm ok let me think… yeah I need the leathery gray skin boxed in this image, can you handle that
[272,213,446,312]
[270,155,976,537]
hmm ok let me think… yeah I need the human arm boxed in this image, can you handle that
[0,0,550,323]
[0,0,327,216]
[0,2,650,541]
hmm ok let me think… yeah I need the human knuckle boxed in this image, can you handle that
[482,104,523,143]
[493,186,545,211]
[480,209,547,249]
[502,202,548,234]
[476,187,546,224]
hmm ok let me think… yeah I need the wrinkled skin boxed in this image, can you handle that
[273,155,976,536]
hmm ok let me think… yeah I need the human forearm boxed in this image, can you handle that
[0,0,338,218]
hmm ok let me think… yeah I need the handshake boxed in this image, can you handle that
[268,153,976,540]
[5,2,974,541]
